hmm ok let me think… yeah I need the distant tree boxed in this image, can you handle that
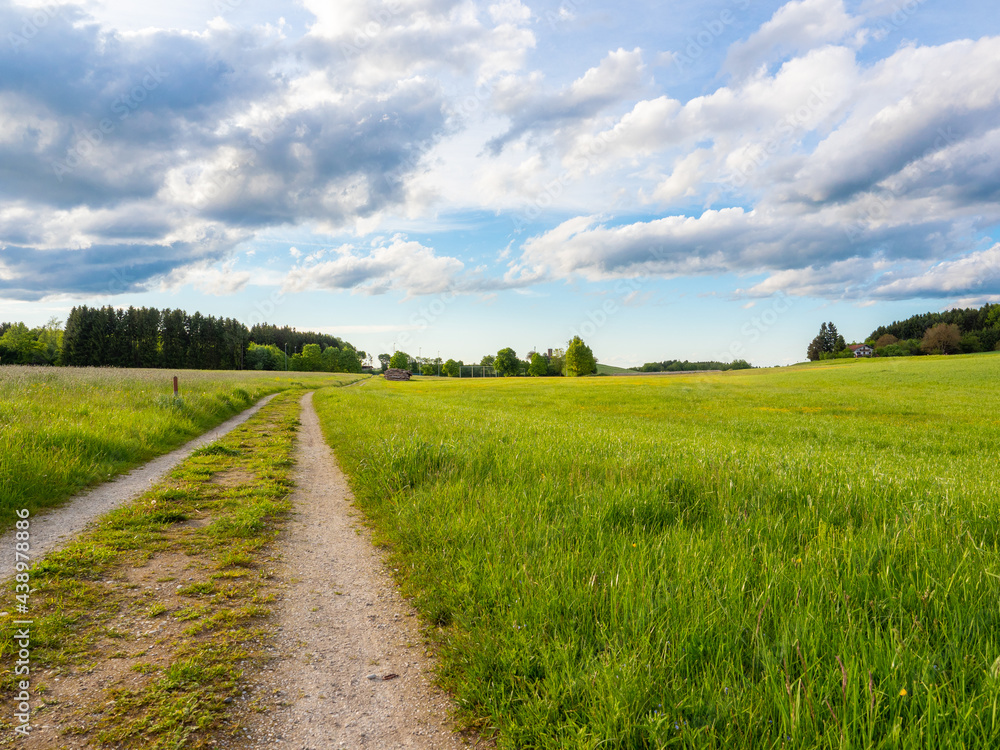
[442,358,460,377]
[494,348,519,377]
[247,342,282,370]
[378,353,391,372]
[959,332,983,354]
[161,308,188,368]
[808,321,848,360]
[480,354,495,367]
[36,317,63,365]
[300,343,324,371]
[564,336,597,376]
[528,352,548,377]
[921,323,961,354]
[338,345,363,373]
[807,323,827,361]
[421,363,435,376]
[0,323,44,364]
[875,333,898,349]
[389,351,410,370]
[548,348,565,376]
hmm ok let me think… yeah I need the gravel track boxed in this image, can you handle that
[235,391,479,749]
[0,394,277,581]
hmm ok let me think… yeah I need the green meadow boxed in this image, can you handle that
[315,354,1000,749]
[0,366,359,528]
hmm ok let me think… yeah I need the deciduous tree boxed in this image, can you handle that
[564,336,597,376]
[921,323,961,354]
[528,352,548,377]
[494,348,519,377]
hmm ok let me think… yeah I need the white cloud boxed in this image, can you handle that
[160,259,252,295]
[724,0,861,77]
[869,244,1000,299]
[283,236,465,296]
[488,0,531,24]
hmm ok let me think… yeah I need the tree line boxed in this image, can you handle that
[383,336,599,378]
[0,306,366,372]
[629,359,752,372]
[806,304,1000,361]
[867,303,1000,355]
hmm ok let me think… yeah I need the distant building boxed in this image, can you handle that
[850,344,874,358]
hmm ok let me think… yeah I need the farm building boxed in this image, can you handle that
[850,344,874,358]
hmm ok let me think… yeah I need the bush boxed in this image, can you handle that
[959,332,983,354]
[877,343,911,357]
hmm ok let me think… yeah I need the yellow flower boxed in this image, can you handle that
[899,688,908,697]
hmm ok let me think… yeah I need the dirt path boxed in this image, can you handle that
[230,392,477,749]
[0,394,277,582]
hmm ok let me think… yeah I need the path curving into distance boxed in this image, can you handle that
[0,394,277,582]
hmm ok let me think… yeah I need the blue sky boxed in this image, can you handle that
[2,0,999,366]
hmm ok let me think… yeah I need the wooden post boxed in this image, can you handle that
[173,376,179,397]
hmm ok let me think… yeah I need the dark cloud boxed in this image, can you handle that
[0,0,449,297]
[0,240,228,300]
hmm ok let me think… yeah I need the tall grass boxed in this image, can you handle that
[0,366,358,528]
[314,354,1000,749]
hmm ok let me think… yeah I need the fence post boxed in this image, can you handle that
[173,376,179,397]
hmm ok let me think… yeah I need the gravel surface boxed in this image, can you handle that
[0,394,276,581]
[231,392,480,749]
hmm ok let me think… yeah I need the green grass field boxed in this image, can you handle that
[314,353,1000,749]
[0,367,360,529]
[596,363,635,375]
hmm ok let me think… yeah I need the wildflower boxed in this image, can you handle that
[899,688,908,697]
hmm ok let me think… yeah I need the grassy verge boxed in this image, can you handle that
[0,367,362,530]
[0,390,303,748]
[314,354,1000,749]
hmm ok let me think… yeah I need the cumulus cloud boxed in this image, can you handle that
[868,244,1000,300]
[724,0,862,77]
[3,0,999,314]
[0,0,536,299]
[283,237,465,297]
[487,47,646,153]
